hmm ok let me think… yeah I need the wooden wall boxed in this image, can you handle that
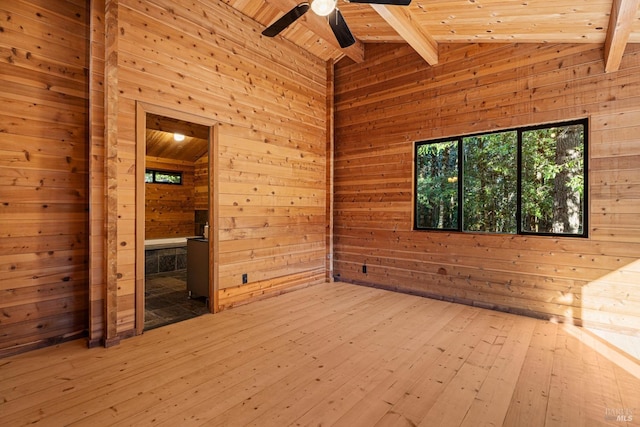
[15,0,638,355]
[0,0,328,355]
[334,42,640,332]
[0,0,90,356]
[194,155,208,212]
[216,124,327,309]
[109,0,328,333]
[144,157,195,239]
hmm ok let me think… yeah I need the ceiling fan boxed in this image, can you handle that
[262,0,411,48]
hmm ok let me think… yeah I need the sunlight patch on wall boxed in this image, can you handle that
[565,259,640,375]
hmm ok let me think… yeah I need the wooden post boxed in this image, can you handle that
[104,0,120,347]
[326,60,335,282]
[211,124,220,313]
[88,0,107,348]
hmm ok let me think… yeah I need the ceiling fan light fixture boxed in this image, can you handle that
[311,0,337,16]
[173,133,185,142]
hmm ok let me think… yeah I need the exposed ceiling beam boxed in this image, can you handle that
[604,0,640,72]
[370,4,438,65]
[264,0,365,63]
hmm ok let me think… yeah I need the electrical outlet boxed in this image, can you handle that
[242,273,248,284]
[362,265,367,274]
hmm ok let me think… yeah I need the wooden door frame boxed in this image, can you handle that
[135,102,219,335]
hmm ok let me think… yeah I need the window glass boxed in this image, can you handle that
[416,141,458,230]
[145,169,182,185]
[462,131,517,233]
[154,171,182,184]
[414,119,587,237]
[521,124,585,234]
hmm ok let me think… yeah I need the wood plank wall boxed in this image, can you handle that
[110,0,328,332]
[1,0,328,355]
[0,0,90,356]
[333,42,640,333]
[144,157,195,239]
[194,155,208,212]
[216,124,327,309]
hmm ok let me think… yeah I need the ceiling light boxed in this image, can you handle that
[311,0,337,16]
[173,133,185,142]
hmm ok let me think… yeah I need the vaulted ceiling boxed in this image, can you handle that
[146,114,209,163]
[226,0,640,71]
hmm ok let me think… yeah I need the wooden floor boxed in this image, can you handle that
[2,282,639,426]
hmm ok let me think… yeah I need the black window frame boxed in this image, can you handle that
[414,118,588,237]
[145,169,183,185]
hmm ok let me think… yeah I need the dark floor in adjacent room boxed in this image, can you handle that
[145,270,209,330]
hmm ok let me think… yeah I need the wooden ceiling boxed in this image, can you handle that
[145,114,209,163]
[226,0,640,70]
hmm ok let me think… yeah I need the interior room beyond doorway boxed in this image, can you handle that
[143,113,212,330]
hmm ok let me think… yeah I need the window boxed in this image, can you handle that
[145,169,182,185]
[463,131,517,233]
[415,140,459,230]
[415,119,587,237]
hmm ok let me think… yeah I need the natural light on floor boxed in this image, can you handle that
[562,259,640,379]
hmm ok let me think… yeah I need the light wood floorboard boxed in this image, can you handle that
[1,282,639,426]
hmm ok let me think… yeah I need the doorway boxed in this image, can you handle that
[135,104,217,333]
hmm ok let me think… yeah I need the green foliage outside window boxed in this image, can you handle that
[415,119,587,236]
[145,169,182,185]
[463,131,517,233]
[521,124,584,234]
[416,140,458,229]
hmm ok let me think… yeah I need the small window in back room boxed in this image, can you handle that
[145,169,183,185]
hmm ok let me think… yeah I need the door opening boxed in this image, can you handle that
[135,105,216,333]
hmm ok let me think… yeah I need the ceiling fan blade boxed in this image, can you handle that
[347,0,411,5]
[328,9,356,48]
[262,3,310,37]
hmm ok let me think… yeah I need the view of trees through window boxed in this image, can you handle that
[416,140,458,229]
[415,119,587,236]
[521,124,585,234]
[145,169,183,185]
[463,131,517,233]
